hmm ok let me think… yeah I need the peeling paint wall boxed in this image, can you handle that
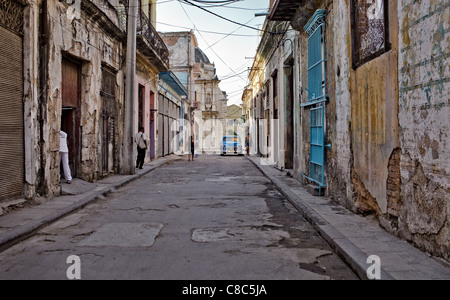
[193,52,228,154]
[161,32,197,106]
[326,0,353,207]
[23,0,41,199]
[135,53,158,162]
[294,29,309,181]
[396,0,449,261]
[42,0,123,196]
[290,0,449,261]
[349,0,400,215]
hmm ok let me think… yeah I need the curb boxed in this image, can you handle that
[0,156,178,253]
[246,156,393,280]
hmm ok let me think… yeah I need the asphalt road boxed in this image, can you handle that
[0,155,358,280]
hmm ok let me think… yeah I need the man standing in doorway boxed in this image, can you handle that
[135,126,148,169]
[60,130,72,184]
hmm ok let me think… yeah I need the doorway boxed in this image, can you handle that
[149,91,156,159]
[100,67,117,176]
[284,62,294,169]
[61,57,81,178]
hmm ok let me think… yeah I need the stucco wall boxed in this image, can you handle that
[256,0,449,262]
[44,0,123,195]
[135,57,158,162]
[327,0,353,207]
[23,0,41,199]
[161,32,197,105]
[397,0,449,261]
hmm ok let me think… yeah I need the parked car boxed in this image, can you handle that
[221,135,243,156]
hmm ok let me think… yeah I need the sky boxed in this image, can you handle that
[156,0,270,106]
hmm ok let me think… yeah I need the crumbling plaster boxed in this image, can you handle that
[397,0,449,260]
[44,0,122,194]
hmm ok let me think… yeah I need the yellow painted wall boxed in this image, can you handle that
[349,1,399,213]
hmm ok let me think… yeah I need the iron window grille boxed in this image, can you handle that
[350,0,391,69]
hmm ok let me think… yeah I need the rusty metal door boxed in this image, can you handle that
[61,57,81,178]
[0,23,24,200]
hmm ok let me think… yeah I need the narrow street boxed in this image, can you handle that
[0,0,448,283]
[0,155,357,280]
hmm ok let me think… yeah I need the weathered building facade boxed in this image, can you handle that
[0,0,172,210]
[120,0,170,163]
[193,47,228,154]
[244,0,449,261]
[395,0,449,261]
[15,0,126,201]
[160,31,196,154]
[161,31,228,154]
[158,71,188,156]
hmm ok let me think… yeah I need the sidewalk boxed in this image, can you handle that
[0,155,182,253]
[247,156,450,280]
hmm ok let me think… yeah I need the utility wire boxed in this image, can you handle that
[178,0,247,82]
[204,17,255,50]
[157,21,257,37]
[178,0,278,35]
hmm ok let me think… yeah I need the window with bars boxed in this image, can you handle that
[101,67,117,116]
[351,0,390,69]
[0,0,24,35]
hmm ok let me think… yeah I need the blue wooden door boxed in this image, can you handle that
[301,9,328,190]
[310,105,325,186]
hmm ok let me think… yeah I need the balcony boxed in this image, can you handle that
[119,0,169,72]
[268,0,301,21]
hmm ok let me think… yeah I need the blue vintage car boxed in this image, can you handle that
[221,135,243,156]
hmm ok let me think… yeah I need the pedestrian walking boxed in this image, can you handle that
[188,135,195,161]
[60,130,72,184]
[245,133,250,156]
[135,126,148,169]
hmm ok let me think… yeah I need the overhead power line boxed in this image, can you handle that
[157,21,257,37]
[178,0,278,35]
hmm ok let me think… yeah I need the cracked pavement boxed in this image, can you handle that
[0,155,357,280]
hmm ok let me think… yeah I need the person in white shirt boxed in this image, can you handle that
[134,126,148,169]
[60,131,72,184]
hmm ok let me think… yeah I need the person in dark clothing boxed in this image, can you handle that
[135,126,147,169]
[188,135,195,161]
[245,133,250,156]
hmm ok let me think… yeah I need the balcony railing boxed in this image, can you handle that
[119,0,169,71]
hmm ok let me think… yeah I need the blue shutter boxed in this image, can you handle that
[301,9,327,107]
[302,9,328,193]
[309,106,325,184]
